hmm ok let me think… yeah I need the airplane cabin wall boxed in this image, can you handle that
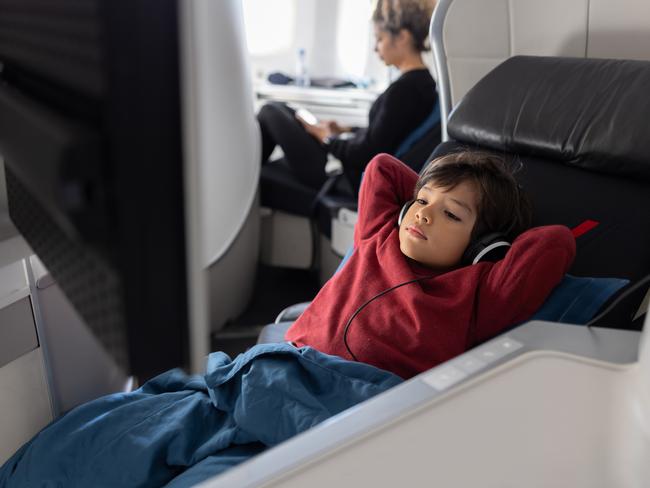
[440,0,650,108]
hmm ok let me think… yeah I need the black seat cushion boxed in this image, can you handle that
[448,56,650,182]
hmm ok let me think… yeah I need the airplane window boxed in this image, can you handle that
[336,0,372,78]
[242,0,296,56]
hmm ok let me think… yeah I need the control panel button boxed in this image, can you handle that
[421,364,467,391]
[420,336,524,392]
[475,336,523,363]
[452,354,487,374]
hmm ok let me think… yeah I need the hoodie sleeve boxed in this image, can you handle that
[354,154,418,247]
[471,225,576,344]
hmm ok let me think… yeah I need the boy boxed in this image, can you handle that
[285,152,575,379]
[0,153,575,486]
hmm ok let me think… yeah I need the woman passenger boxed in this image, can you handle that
[257,0,438,194]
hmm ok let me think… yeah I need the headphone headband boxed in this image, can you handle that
[397,199,414,227]
[470,240,511,265]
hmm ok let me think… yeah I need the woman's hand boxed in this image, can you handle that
[300,119,334,145]
[326,120,350,135]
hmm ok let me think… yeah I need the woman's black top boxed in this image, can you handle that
[328,68,437,189]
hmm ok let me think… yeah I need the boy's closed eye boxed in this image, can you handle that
[414,198,463,223]
[444,210,461,222]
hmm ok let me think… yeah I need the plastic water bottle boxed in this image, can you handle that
[295,48,310,87]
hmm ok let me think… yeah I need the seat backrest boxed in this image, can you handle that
[394,100,441,159]
[431,0,650,139]
[436,55,650,327]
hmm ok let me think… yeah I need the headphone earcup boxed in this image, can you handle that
[397,200,414,227]
[462,232,511,265]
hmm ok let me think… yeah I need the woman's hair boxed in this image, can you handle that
[414,151,533,241]
[372,0,436,52]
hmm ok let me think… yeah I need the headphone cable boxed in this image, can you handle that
[343,275,436,361]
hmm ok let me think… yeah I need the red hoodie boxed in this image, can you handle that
[286,154,575,379]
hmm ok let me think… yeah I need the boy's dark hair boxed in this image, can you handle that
[414,151,532,241]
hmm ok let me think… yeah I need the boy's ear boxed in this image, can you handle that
[398,200,414,227]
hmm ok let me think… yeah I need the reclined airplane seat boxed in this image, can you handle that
[258,55,650,344]
[438,55,650,329]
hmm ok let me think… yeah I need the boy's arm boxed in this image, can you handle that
[471,225,576,345]
[354,154,419,247]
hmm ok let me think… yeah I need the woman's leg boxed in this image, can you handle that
[257,102,328,189]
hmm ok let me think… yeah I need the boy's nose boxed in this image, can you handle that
[416,208,431,224]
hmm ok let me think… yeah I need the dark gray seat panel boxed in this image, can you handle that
[257,321,292,345]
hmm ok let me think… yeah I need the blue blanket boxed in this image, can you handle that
[0,343,402,487]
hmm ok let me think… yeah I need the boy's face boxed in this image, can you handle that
[399,180,478,270]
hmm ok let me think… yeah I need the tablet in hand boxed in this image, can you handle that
[295,107,318,125]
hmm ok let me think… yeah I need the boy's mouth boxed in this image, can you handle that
[406,226,427,240]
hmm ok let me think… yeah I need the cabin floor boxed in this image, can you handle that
[210,264,320,358]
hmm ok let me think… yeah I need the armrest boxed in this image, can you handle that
[275,302,311,323]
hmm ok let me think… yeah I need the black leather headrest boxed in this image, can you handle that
[447,56,650,181]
